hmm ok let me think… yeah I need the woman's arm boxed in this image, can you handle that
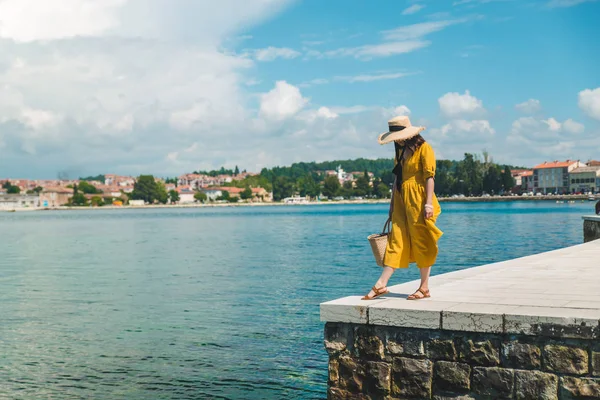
[424,177,434,219]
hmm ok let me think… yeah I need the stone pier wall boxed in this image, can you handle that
[584,216,600,243]
[325,322,600,400]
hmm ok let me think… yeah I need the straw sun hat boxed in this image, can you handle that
[377,115,425,145]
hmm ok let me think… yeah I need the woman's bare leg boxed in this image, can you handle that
[407,266,431,299]
[364,267,395,298]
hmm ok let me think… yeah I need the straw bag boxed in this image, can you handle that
[368,178,396,267]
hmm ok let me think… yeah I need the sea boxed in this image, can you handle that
[0,201,594,399]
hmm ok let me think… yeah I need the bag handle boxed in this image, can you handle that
[381,176,397,234]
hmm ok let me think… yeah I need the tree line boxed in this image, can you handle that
[258,152,519,201]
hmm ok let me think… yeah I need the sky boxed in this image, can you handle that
[0,0,599,179]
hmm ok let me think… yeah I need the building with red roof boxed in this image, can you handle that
[532,160,585,194]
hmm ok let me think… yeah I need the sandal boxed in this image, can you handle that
[361,285,390,300]
[407,288,430,300]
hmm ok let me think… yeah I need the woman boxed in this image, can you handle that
[362,116,443,301]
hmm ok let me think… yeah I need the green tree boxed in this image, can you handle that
[297,174,320,198]
[273,176,295,201]
[501,166,515,193]
[71,193,87,206]
[7,185,20,194]
[194,192,207,203]
[240,187,253,200]
[78,181,100,194]
[91,196,104,207]
[169,190,180,203]
[354,171,371,197]
[229,196,239,203]
[340,181,354,199]
[217,191,231,201]
[234,165,240,176]
[156,182,169,204]
[483,165,503,195]
[79,174,105,182]
[131,175,167,204]
[377,183,390,199]
[322,176,341,199]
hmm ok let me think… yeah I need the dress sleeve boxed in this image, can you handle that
[421,143,436,180]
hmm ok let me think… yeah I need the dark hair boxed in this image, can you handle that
[393,134,426,191]
[596,200,600,215]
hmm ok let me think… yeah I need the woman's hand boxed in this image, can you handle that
[424,203,434,219]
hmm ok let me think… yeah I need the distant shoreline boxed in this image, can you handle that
[3,194,597,212]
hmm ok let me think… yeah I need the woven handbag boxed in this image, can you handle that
[368,177,396,267]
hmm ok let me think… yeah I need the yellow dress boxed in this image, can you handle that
[383,142,443,269]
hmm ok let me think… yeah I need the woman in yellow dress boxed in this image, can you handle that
[362,116,443,300]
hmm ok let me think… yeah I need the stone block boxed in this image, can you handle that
[386,331,426,357]
[354,327,384,360]
[593,351,600,377]
[325,323,353,355]
[544,344,588,375]
[584,218,600,243]
[433,361,470,394]
[329,357,340,384]
[391,357,433,399]
[328,387,371,400]
[459,339,500,366]
[433,396,476,400]
[502,342,541,369]
[338,356,366,393]
[560,377,600,399]
[364,361,391,395]
[515,370,558,400]
[472,367,515,399]
[427,339,457,361]
[504,306,600,339]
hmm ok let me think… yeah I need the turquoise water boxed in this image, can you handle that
[0,201,594,399]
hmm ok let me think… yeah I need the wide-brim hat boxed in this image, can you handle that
[378,115,425,145]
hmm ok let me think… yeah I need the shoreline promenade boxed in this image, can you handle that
[2,194,598,212]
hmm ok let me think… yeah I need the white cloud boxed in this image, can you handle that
[316,107,338,119]
[392,105,412,116]
[0,0,297,178]
[296,106,339,122]
[402,4,425,15]
[0,0,126,42]
[438,90,485,117]
[511,116,585,138]
[252,46,301,61]
[543,117,562,132]
[578,87,600,120]
[563,118,585,134]
[382,20,465,41]
[515,99,542,114]
[259,81,309,120]
[320,40,430,60]
[439,119,495,136]
[20,108,63,130]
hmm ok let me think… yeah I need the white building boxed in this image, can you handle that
[533,160,585,194]
[0,194,40,210]
[202,189,223,201]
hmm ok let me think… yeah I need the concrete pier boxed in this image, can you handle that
[321,239,600,399]
[584,215,600,243]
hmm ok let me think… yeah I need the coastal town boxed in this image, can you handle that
[1,158,600,211]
